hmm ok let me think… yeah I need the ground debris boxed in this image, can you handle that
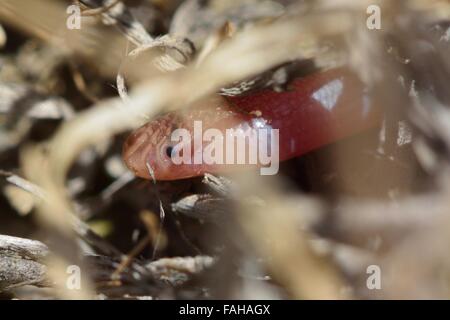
[0,0,450,300]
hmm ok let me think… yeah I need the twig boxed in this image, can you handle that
[0,235,50,291]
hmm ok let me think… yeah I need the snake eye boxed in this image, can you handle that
[165,145,174,158]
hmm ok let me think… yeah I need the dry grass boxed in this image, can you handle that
[0,0,450,299]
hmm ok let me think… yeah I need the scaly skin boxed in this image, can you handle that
[122,68,382,180]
